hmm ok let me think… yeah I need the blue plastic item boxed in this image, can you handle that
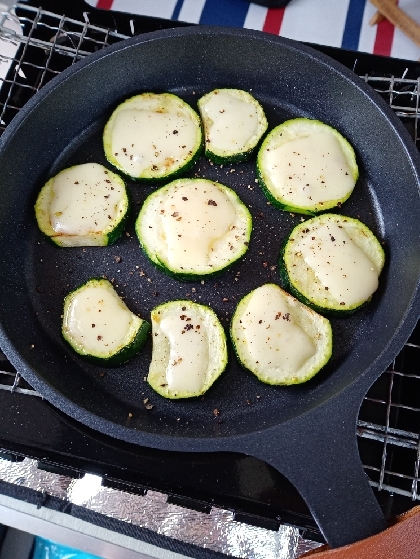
[31,537,103,559]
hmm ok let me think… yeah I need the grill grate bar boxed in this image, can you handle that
[357,427,419,450]
[0,6,40,126]
[3,26,114,59]
[0,384,42,397]
[36,13,67,90]
[358,421,420,444]
[364,398,420,413]
[10,5,129,41]
[380,370,394,490]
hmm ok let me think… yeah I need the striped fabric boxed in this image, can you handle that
[91,0,420,61]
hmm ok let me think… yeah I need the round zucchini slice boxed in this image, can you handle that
[280,214,385,315]
[62,278,150,366]
[148,300,228,399]
[257,118,358,215]
[230,284,332,385]
[135,178,252,281]
[103,92,202,182]
[35,163,129,247]
[197,88,268,163]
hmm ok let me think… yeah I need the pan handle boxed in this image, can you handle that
[232,388,387,548]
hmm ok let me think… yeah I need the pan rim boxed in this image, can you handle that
[0,25,419,451]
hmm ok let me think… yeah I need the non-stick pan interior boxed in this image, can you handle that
[0,28,419,447]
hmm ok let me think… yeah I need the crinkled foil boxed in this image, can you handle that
[0,458,321,558]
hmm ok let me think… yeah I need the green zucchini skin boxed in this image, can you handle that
[278,243,368,317]
[256,118,359,215]
[148,300,228,399]
[230,284,332,385]
[35,164,130,247]
[198,89,268,164]
[105,193,131,246]
[105,144,203,186]
[103,92,203,183]
[146,253,245,282]
[205,145,258,165]
[62,278,150,367]
[135,178,252,282]
[255,164,314,215]
[71,319,151,367]
[279,214,385,316]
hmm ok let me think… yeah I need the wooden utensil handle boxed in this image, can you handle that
[370,0,420,48]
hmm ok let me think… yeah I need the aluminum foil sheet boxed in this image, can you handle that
[0,456,72,499]
[0,458,321,558]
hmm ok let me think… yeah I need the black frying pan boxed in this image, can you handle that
[0,27,419,548]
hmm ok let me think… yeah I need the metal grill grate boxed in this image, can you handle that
[0,1,419,510]
[0,4,130,132]
[361,73,420,149]
[357,325,420,501]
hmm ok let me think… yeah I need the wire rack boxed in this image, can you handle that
[0,1,419,510]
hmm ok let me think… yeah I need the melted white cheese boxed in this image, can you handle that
[296,221,379,306]
[64,285,134,354]
[264,132,354,206]
[240,285,315,374]
[202,91,259,152]
[49,164,123,235]
[110,109,197,176]
[159,311,208,393]
[159,180,236,268]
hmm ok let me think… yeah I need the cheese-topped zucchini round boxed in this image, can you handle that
[257,118,358,215]
[62,278,150,366]
[231,284,332,385]
[135,178,252,280]
[197,88,268,163]
[103,93,202,182]
[148,300,228,399]
[280,214,385,315]
[35,163,129,247]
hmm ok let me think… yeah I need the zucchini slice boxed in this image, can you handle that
[35,163,129,247]
[135,178,252,280]
[230,284,332,385]
[280,214,385,315]
[148,300,228,399]
[257,118,358,215]
[197,88,268,163]
[62,278,150,366]
[103,93,202,182]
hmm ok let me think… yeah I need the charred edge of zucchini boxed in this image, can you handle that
[105,141,203,185]
[103,93,203,183]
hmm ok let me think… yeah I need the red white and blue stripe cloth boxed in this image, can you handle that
[86,0,420,61]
